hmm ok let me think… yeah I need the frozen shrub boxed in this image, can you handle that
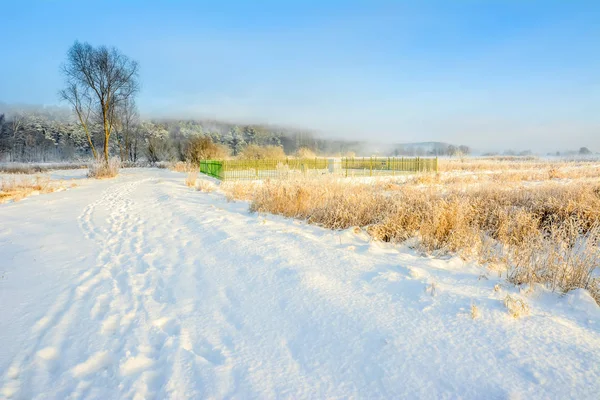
[88,158,120,179]
[197,179,216,192]
[185,136,230,163]
[504,295,529,318]
[185,171,198,187]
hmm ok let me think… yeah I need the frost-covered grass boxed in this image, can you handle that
[185,170,197,187]
[167,161,197,173]
[0,162,88,174]
[223,167,600,304]
[0,160,157,175]
[88,158,120,179]
[0,175,75,203]
[438,156,600,173]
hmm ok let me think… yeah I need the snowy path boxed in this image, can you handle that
[1,169,599,399]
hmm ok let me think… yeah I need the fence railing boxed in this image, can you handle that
[200,158,328,181]
[199,160,224,179]
[199,157,437,181]
[342,157,438,176]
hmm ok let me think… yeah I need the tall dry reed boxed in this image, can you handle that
[234,176,600,303]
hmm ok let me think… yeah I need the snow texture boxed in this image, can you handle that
[0,168,599,399]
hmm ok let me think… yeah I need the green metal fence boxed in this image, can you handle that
[199,160,224,179]
[200,158,328,181]
[199,157,437,181]
[342,157,438,177]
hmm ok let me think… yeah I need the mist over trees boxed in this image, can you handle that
[1,40,597,164]
[9,41,581,163]
[0,107,476,162]
[0,39,473,163]
[0,105,90,162]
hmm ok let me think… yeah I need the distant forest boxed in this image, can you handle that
[0,105,469,163]
[2,40,471,164]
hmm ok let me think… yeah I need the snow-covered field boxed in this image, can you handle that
[1,168,599,399]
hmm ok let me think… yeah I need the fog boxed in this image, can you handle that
[139,91,599,154]
[1,1,599,155]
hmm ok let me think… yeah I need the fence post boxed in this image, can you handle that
[328,158,335,174]
[370,157,373,176]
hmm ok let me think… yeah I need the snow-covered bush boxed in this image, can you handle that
[88,158,120,179]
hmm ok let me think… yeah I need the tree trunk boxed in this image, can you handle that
[75,111,97,160]
[102,104,110,164]
[86,130,98,160]
[104,137,109,163]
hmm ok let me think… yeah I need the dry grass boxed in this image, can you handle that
[406,164,600,186]
[185,171,198,187]
[167,161,196,173]
[0,176,63,203]
[184,169,217,192]
[223,172,600,303]
[504,295,530,318]
[438,157,600,173]
[296,147,317,158]
[0,162,88,174]
[88,158,120,179]
[221,181,262,202]
[196,179,216,193]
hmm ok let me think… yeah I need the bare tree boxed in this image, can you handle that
[7,111,29,162]
[458,145,470,155]
[61,41,139,163]
[0,114,9,160]
[59,82,98,159]
[113,98,139,162]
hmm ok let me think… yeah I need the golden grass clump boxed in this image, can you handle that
[196,179,216,192]
[221,181,262,202]
[0,176,59,203]
[185,171,198,187]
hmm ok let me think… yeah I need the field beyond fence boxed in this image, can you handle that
[200,157,438,181]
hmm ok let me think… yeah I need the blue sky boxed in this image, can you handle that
[1,0,599,151]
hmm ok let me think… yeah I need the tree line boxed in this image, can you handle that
[1,41,473,163]
[0,108,341,162]
[0,109,476,162]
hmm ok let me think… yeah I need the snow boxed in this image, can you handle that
[0,168,599,399]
